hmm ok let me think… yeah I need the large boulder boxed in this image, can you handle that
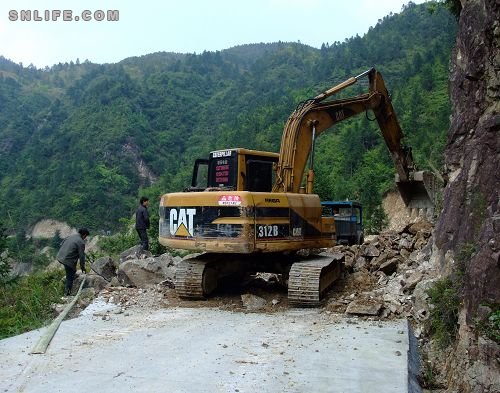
[72,273,109,295]
[119,245,153,265]
[345,298,383,316]
[403,271,424,292]
[411,278,439,321]
[370,250,397,271]
[361,244,380,258]
[9,261,33,276]
[405,219,433,236]
[378,257,400,275]
[91,256,117,282]
[117,253,178,288]
[241,293,267,310]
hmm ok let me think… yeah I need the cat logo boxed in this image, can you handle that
[169,208,196,237]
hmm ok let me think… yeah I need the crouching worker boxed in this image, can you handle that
[57,228,89,296]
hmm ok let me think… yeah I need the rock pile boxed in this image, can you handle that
[69,245,181,296]
[61,246,183,316]
[67,218,440,329]
[325,218,438,329]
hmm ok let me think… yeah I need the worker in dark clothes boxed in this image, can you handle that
[135,196,150,251]
[57,228,89,296]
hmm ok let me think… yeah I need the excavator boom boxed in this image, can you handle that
[273,68,437,211]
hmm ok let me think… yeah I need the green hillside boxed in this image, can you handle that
[0,2,456,233]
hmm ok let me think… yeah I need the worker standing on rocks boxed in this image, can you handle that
[135,196,150,251]
[57,228,89,296]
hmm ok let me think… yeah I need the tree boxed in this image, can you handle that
[51,230,63,250]
[0,3,456,232]
[0,225,11,285]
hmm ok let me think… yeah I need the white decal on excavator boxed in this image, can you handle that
[170,208,196,237]
[257,225,279,238]
[212,150,232,158]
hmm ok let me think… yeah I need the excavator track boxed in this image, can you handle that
[175,257,218,299]
[288,254,344,307]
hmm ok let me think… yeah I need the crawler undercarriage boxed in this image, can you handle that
[175,252,344,307]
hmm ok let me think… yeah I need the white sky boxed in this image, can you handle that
[0,0,427,68]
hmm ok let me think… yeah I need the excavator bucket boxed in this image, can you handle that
[396,170,439,215]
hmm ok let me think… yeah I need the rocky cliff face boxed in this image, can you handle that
[434,0,499,391]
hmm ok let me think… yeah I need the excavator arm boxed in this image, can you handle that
[273,68,437,210]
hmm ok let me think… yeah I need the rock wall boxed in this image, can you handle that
[434,0,499,391]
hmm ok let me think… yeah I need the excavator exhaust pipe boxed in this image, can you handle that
[396,170,439,218]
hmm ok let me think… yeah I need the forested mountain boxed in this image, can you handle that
[0,2,456,233]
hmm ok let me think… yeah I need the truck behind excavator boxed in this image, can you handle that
[159,68,438,306]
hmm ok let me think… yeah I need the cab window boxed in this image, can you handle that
[246,159,275,192]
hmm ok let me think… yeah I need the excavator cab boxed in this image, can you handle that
[187,148,278,192]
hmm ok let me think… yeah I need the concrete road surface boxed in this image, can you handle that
[1,300,417,393]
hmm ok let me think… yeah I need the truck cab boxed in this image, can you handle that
[321,201,364,245]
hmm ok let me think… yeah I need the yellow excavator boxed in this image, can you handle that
[159,68,438,306]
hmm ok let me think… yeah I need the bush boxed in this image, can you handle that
[5,233,51,269]
[148,214,167,256]
[365,205,388,234]
[476,306,500,344]
[426,277,461,348]
[426,242,477,348]
[0,269,65,339]
[98,230,137,256]
[0,225,11,286]
[97,216,137,256]
[0,257,10,286]
[485,310,500,343]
